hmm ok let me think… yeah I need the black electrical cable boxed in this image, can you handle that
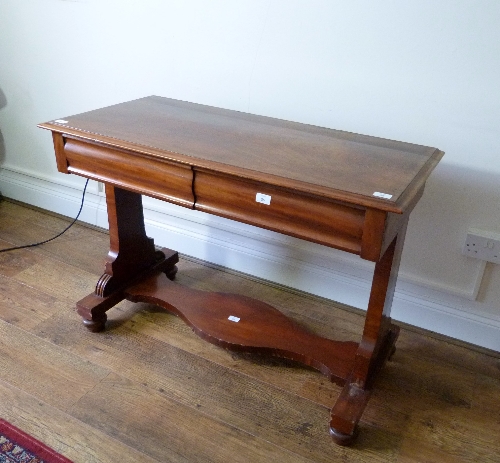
[0,179,90,253]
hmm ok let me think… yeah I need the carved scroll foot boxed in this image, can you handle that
[76,248,179,332]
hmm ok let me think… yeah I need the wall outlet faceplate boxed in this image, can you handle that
[462,228,500,264]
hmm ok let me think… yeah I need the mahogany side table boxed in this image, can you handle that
[39,96,443,445]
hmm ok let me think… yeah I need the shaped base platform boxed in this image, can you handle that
[125,272,359,385]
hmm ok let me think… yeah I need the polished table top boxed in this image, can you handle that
[39,96,443,214]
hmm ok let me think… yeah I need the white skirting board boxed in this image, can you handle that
[1,165,499,352]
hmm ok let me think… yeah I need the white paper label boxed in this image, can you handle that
[54,119,69,124]
[373,191,393,200]
[228,315,240,323]
[256,193,271,205]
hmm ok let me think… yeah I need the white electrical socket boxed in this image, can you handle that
[462,229,500,264]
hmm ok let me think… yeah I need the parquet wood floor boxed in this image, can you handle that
[0,198,499,462]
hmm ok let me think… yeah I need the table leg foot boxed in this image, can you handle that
[329,382,370,446]
[77,292,118,333]
[165,264,178,281]
[329,324,399,445]
[82,313,107,333]
[329,425,358,446]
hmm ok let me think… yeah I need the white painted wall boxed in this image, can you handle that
[1,0,499,350]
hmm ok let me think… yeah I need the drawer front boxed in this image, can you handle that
[194,170,365,254]
[63,138,194,208]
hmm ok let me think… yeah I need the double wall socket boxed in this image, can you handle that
[462,228,500,264]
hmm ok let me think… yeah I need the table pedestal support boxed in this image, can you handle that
[76,186,406,445]
[329,220,407,444]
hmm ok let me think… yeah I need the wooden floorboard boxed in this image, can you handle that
[0,198,499,463]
